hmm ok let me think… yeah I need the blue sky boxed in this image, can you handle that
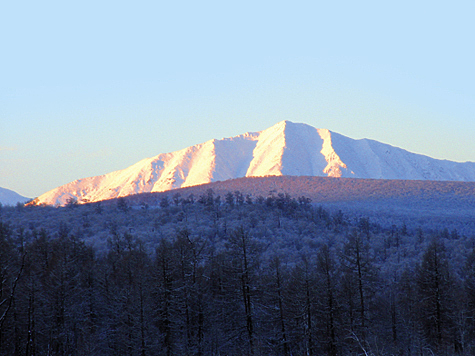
[1,0,474,198]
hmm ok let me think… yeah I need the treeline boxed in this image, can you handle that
[1,191,475,355]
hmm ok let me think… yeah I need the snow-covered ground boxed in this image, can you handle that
[31,121,475,206]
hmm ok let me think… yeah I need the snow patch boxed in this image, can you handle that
[317,129,349,177]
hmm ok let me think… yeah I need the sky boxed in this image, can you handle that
[1,0,474,198]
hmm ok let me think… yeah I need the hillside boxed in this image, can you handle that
[112,175,475,235]
[121,175,475,205]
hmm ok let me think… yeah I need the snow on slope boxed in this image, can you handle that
[31,121,475,206]
[331,133,475,181]
[0,187,30,206]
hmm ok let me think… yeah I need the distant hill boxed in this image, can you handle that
[119,175,475,206]
[116,176,475,235]
[0,187,30,206]
[30,121,475,206]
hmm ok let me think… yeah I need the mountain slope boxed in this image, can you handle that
[0,187,30,206]
[30,120,475,206]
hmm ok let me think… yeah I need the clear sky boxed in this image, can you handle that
[1,0,474,198]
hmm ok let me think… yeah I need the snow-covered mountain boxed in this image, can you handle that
[31,120,475,206]
[0,187,30,206]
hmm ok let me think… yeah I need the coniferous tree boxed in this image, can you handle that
[340,229,377,350]
[0,222,24,354]
[224,227,262,356]
[315,244,339,356]
[260,255,290,356]
[462,246,475,353]
[416,238,459,352]
[154,238,176,356]
[286,254,317,356]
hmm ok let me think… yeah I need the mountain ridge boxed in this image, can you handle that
[0,187,30,206]
[30,120,475,206]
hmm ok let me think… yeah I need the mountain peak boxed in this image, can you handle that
[269,119,308,131]
[30,121,475,206]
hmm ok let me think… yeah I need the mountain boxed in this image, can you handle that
[30,120,475,206]
[0,187,30,206]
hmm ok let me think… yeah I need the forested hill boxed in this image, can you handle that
[1,183,475,355]
[113,176,475,235]
[120,175,475,205]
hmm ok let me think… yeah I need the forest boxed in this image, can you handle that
[1,186,475,356]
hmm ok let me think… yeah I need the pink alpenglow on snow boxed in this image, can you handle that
[31,121,475,206]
